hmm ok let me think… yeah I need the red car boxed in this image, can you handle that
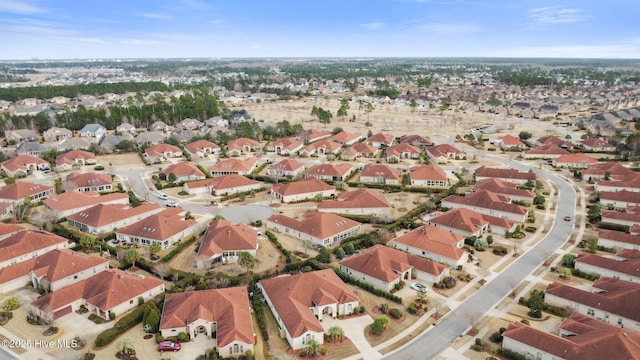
[563,216,571,222]
[158,341,181,352]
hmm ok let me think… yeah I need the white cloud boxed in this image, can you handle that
[139,13,173,20]
[68,37,108,44]
[361,22,386,30]
[528,6,589,25]
[0,0,48,14]
[121,39,160,45]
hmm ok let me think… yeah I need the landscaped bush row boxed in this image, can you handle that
[334,269,402,304]
[195,164,212,178]
[250,283,269,342]
[160,235,196,263]
[597,222,630,233]
[336,213,392,224]
[384,203,430,232]
[496,347,527,360]
[572,268,601,281]
[265,230,296,263]
[218,187,268,202]
[94,295,163,347]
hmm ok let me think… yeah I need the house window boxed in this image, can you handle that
[618,318,623,326]
[73,275,78,279]
[130,300,134,305]
[587,309,595,316]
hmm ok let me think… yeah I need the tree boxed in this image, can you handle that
[116,338,133,356]
[149,242,162,258]
[416,287,428,304]
[305,339,321,357]
[518,131,533,140]
[371,315,389,335]
[143,304,160,333]
[125,249,141,268]
[54,177,63,194]
[238,252,255,275]
[473,238,489,250]
[4,177,15,185]
[327,326,344,342]
[14,196,32,222]
[153,263,170,279]
[562,254,576,268]
[79,235,95,250]
[316,246,331,263]
[559,267,572,279]
[337,98,349,121]
[168,172,178,184]
[3,296,19,310]
[526,290,545,318]
[364,102,375,122]
[587,204,602,223]
[533,194,545,206]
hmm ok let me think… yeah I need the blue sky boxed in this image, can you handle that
[1,0,639,60]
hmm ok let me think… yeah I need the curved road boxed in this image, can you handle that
[386,157,577,359]
[118,168,275,224]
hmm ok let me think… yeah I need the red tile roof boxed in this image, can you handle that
[65,172,112,188]
[474,166,537,181]
[598,229,640,247]
[330,130,362,144]
[391,225,465,261]
[43,192,128,212]
[554,153,597,165]
[197,220,257,259]
[145,143,181,157]
[67,203,162,228]
[210,157,258,173]
[409,164,448,181]
[32,269,163,315]
[386,143,421,159]
[426,144,463,159]
[584,162,634,177]
[367,132,395,145]
[503,314,640,360]
[442,190,528,216]
[524,144,570,156]
[429,208,514,234]
[339,244,447,282]
[302,139,342,153]
[343,142,378,157]
[29,249,108,283]
[117,208,196,240]
[472,178,535,199]
[601,210,640,224]
[360,163,400,180]
[581,137,614,149]
[317,188,390,210]
[0,181,53,201]
[259,269,358,337]
[163,162,205,178]
[272,177,334,197]
[497,134,526,147]
[267,212,361,239]
[400,134,432,146]
[227,137,260,151]
[160,288,254,347]
[0,230,68,263]
[55,150,96,167]
[576,250,640,279]
[0,155,47,172]
[546,277,640,322]
[268,158,305,173]
[269,137,303,151]
[184,139,219,154]
[600,189,640,204]
[305,163,353,178]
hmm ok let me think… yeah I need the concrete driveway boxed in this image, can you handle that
[321,314,378,359]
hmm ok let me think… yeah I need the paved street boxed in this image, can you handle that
[385,158,577,360]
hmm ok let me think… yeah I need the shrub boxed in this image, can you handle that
[371,316,389,335]
[299,348,308,357]
[109,312,115,321]
[407,303,418,315]
[379,303,388,313]
[389,308,402,319]
[489,331,503,343]
[525,226,537,233]
[492,246,508,256]
[94,165,105,171]
[155,334,164,344]
[359,306,365,314]
[177,332,189,342]
[520,319,530,325]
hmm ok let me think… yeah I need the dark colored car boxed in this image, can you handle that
[157,341,181,352]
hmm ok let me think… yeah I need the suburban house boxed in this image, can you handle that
[581,137,616,152]
[55,150,97,171]
[389,225,466,267]
[0,181,54,204]
[367,132,395,147]
[176,118,203,131]
[163,162,206,182]
[409,164,449,187]
[5,129,38,143]
[552,153,598,168]
[271,177,336,203]
[267,158,306,178]
[359,163,401,185]
[115,122,136,136]
[386,143,421,162]
[265,212,361,248]
[259,269,359,350]
[31,268,164,320]
[597,229,640,251]
[134,131,166,146]
[471,178,535,203]
[425,144,464,162]
[494,134,527,150]
[0,223,26,240]
[227,138,260,156]
[340,142,378,160]
[300,139,342,156]
[400,134,432,148]
[159,288,255,357]
[521,144,569,159]
[601,210,640,228]
[43,191,129,219]
[57,137,91,152]
[210,157,258,176]
[79,124,107,141]
[149,121,170,133]
[116,208,199,249]
[305,163,354,182]
[583,162,635,182]
[144,143,183,163]
[330,130,363,146]
[0,155,49,177]
[502,314,640,360]
[0,249,108,294]
[184,139,221,157]
[545,277,640,333]
[339,244,449,292]
[67,203,163,235]
[266,137,304,155]
[299,129,332,143]
[15,141,47,157]
[0,230,70,268]
[595,173,640,193]
[196,220,258,269]
[317,188,391,217]
[64,172,113,192]
[43,127,73,142]
[0,202,13,220]
[599,190,640,209]
[474,166,537,185]
[535,135,571,148]
[428,208,516,238]
[575,249,640,283]
[184,174,262,196]
[441,190,528,223]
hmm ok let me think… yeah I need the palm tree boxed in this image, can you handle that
[305,339,320,356]
[116,338,133,356]
[327,326,344,342]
